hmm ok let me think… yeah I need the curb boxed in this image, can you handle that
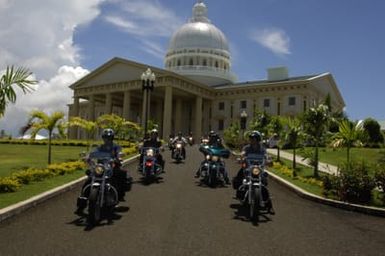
[267,171,385,217]
[230,150,385,217]
[0,155,140,223]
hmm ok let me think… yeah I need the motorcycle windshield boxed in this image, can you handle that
[206,146,230,158]
[245,154,264,166]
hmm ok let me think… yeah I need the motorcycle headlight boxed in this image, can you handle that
[95,164,105,175]
[212,155,219,162]
[146,149,154,157]
[206,155,211,160]
[252,167,260,176]
[176,143,182,148]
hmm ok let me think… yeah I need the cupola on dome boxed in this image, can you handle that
[164,0,236,86]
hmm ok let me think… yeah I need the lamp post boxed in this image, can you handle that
[141,68,155,138]
[240,110,248,140]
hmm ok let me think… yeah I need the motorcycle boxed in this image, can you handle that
[140,147,163,182]
[198,146,229,187]
[80,151,119,225]
[188,136,194,146]
[172,141,185,163]
[236,154,272,222]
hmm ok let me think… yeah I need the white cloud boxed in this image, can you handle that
[250,28,291,56]
[0,66,89,136]
[0,0,104,79]
[0,0,105,135]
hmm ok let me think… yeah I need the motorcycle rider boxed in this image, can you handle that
[233,130,274,214]
[75,128,128,215]
[171,131,188,159]
[195,130,231,184]
[139,128,165,172]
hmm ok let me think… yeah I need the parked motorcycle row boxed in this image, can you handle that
[76,136,273,226]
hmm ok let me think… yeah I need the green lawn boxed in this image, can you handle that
[0,144,86,177]
[286,147,384,167]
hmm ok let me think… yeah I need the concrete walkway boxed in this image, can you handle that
[267,148,339,175]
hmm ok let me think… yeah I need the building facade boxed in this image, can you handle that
[68,1,345,140]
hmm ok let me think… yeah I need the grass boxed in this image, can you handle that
[285,147,384,168]
[0,170,85,209]
[0,144,87,177]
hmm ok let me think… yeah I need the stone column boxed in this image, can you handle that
[162,86,173,140]
[123,90,131,120]
[88,94,95,121]
[175,98,182,133]
[194,95,202,139]
[105,93,112,115]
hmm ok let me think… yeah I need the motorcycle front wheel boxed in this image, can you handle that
[250,189,260,222]
[88,186,101,225]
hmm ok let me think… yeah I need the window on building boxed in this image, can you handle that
[230,104,233,118]
[218,119,224,131]
[277,102,281,115]
[303,100,307,112]
[218,102,225,110]
[203,59,207,66]
[215,61,219,68]
[289,96,296,106]
[263,99,270,108]
[189,58,193,66]
[240,100,247,109]
[177,59,181,66]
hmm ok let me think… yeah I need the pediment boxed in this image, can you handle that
[70,57,169,89]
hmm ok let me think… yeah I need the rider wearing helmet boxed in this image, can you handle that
[171,131,188,159]
[195,130,231,184]
[75,128,129,215]
[233,130,274,214]
[139,128,165,171]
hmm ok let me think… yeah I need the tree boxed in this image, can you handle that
[97,114,140,140]
[223,121,242,150]
[282,117,303,175]
[268,116,283,162]
[363,118,384,147]
[21,110,66,164]
[303,104,330,178]
[330,119,365,169]
[0,66,36,117]
[68,116,98,150]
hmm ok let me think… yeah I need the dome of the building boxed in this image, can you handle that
[168,21,229,52]
[164,1,236,86]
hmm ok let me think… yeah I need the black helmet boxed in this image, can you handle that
[249,130,262,141]
[209,130,216,137]
[102,128,114,140]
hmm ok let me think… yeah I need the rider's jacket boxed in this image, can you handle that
[93,143,121,159]
[241,144,266,157]
[171,136,188,146]
[143,139,162,149]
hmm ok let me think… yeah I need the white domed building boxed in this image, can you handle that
[68,0,345,140]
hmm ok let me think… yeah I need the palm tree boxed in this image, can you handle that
[97,114,140,140]
[303,104,330,178]
[268,116,283,162]
[68,116,98,150]
[21,110,66,164]
[0,66,37,117]
[330,119,365,169]
[282,117,303,176]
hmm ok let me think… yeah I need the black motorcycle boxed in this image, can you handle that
[81,151,119,225]
[236,154,272,222]
[140,147,163,182]
[172,141,185,163]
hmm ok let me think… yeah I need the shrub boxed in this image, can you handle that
[335,161,376,204]
[0,177,21,192]
[374,165,385,205]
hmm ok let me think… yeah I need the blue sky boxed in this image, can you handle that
[0,0,384,134]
